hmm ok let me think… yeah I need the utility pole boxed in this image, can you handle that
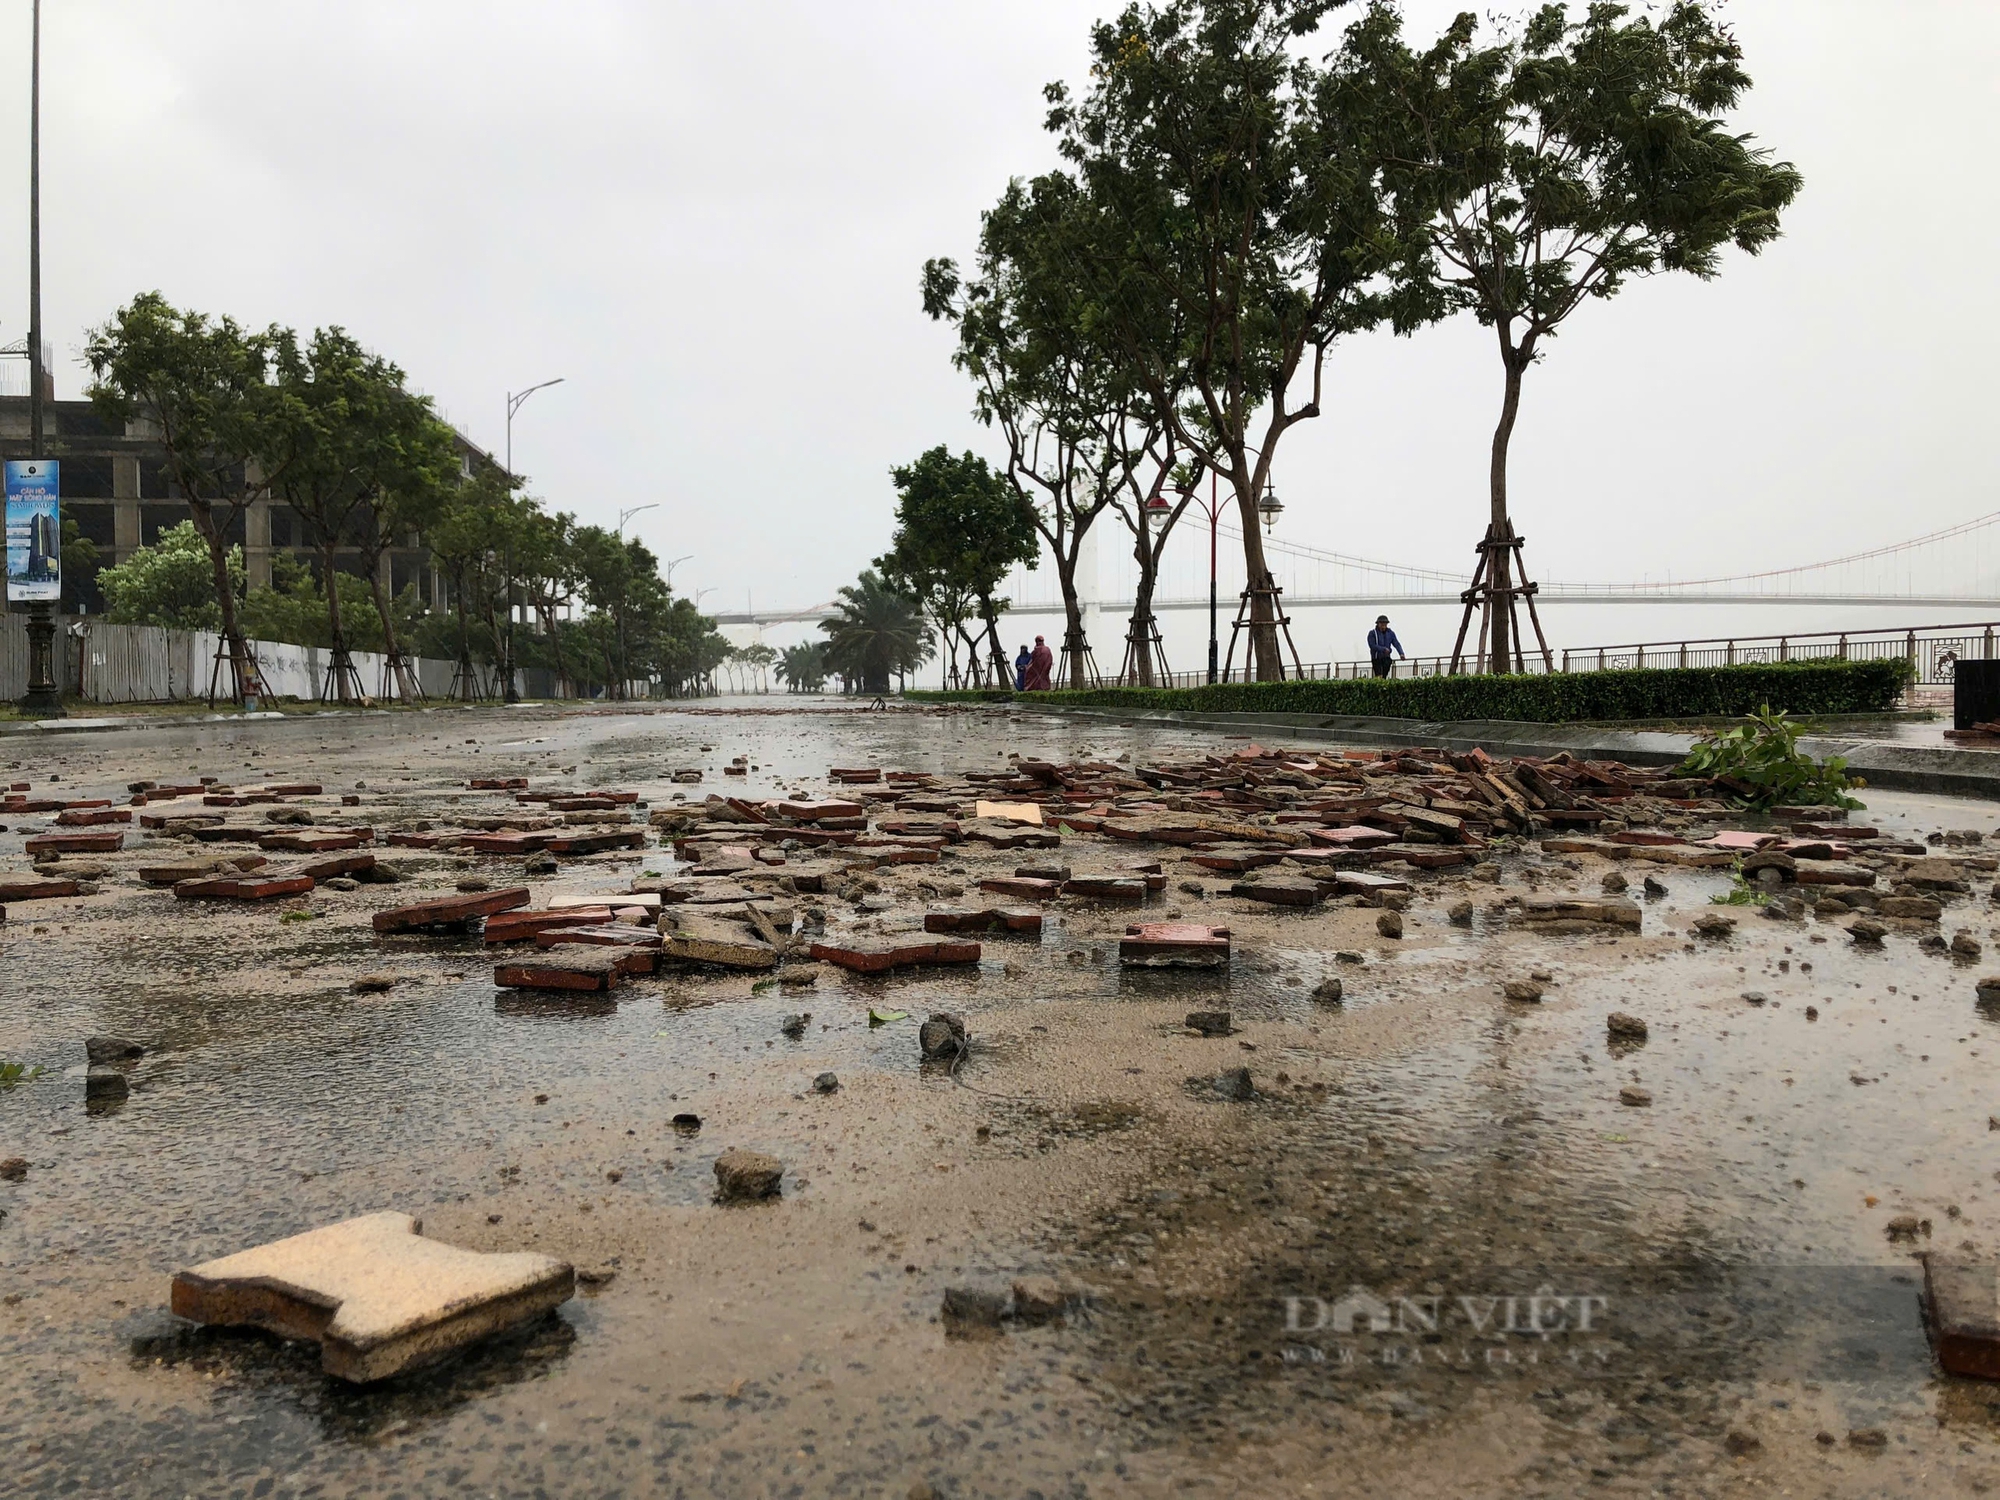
[18,0,62,716]
[502,377,562,702]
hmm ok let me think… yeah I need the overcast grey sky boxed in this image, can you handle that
[3,1,1996,655]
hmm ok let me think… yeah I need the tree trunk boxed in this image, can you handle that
[1059,577,1088,690]
[1229,472,1282,681]
[1129,569,1157,687]
[188,500,252,704]
[1486,342,1527,674]
[364,562,418,701]
[319,543,359,704]
[978,597,1009,685]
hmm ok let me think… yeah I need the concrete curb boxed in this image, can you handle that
[1001,702,2000,800]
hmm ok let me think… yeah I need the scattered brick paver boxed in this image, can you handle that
[1119,923,1231,967]
[24,832,123,856]
[0,876,80,901]
[924,906,1044,935]
[174,874,317,902]
[808,937,981,974]
[373,888,532,934]
[483,907,616,944]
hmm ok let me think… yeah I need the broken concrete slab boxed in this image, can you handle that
[372,888,532,934]
[660,913,781,970]
[1120,922,1231,968]
[974,800,1043,825]
[169,1210,574,1383]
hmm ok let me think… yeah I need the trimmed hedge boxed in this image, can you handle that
[906,658,1910,723]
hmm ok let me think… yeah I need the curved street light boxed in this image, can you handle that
[502,377,564,703]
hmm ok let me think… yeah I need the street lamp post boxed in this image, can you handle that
[616,503,658,538]
[502,377,563,703]
[18,0,60,717]
[1177,474,1231,686]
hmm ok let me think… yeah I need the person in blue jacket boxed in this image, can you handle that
[1367,615,1405,678]
[1014,644,1032,691]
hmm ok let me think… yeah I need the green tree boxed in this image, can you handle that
[511,505,582,696]
[423,466,512,698]
[84,292,287,702]
[820,570,932,695]
[96,519,241,630]
[1344,0,1802,670]
[776,642,827,693]
[877,446,1038,687]
[924,177,1167,689]
[735,642,777,693]
[260,327,442,701]
[1038,0,1409,681]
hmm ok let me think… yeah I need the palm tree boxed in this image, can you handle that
[820,570,932,695]
[776,642,827,694]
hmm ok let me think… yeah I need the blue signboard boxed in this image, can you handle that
[5,459,60,603]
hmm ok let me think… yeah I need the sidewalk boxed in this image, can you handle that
[1007,702,2000,799]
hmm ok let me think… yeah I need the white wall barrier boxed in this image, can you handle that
[0,614,503,705]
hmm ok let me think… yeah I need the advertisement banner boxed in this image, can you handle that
[5,459,60,603]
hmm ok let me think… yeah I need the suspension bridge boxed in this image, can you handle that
[711,509,2000,626]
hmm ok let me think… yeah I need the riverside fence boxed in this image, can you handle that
[1108,620,1995,691]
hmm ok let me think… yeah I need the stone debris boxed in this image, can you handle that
[941,1285,1010,1334]
[1850,918,1889,946]
[0,1156,26,1181]
[1184,1010,1233,1036]
[1311,978,1343,1004]
[1209,1067,1255,1101]
[1502,979,1543,1003]
[919,1013,969,1061]
[349,974,397,994]
[169,1210,573,1382]
[85,1066,128,1101]
[1376,910,1404,939]
[714,1148,783,1202]
[1010,1276,1085,1325]
[1690,913,1737,938]
[812,1071,839,1094]
[1606,1013,1648,1040]
[84,1036,143,1064]
[1619,1086,1653,1106]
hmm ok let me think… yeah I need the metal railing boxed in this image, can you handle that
[1070,620,2000,690]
